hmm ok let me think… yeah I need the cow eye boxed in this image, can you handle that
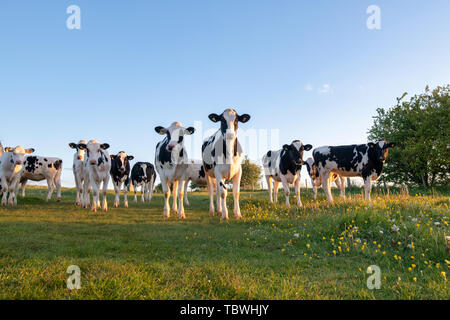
[178,136,184,143]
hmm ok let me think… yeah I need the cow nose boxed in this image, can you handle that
[90,160,97,165]
[77,156,82,160]
[15,160,22,165]
[168,144,174,151]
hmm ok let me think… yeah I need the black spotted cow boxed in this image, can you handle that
[304,157,345,200]
[69,140,88,206]
[110,151,134,208]
[18,155,63,202]
[183,160,216,206]
[155,122,195,219]
[130,162,156,203]
[262,140,312,207]
[313,140,396,202]
[0,145,35,206]
[202,108,250,220]
[78,140,111,212]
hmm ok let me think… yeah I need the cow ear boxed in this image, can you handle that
[283,144,290,151]
[100,143,110,150]
[5,147,12,152]
[238,114,251,123]
[127,155,134,160]
[387,142,396,148]
[25,148,35,154]
[185,127,195,135]
[303,144,313,151]
[208,113,221,123]
[155,126,167,135]
[78,143,87,150]
[368,142,376,148]
[69,143,77,149]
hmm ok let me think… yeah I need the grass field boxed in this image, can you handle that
[0,186,448,300]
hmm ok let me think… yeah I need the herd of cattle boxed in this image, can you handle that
[0,108,396,220]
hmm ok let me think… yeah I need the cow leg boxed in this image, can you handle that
[162,178,170,218]
[206,175,215,215]
[266,175,273,203]
[91,181,99,212]
[321,171,334,203]
[102,177,109,211]
[74,174,82,206]
[294,177,303,207]
[364,178,372,201]
[148,176,155,203]
[312,178,318,200]
[178,180,186,219]
[232,168,242,219]
[141,183,146,202]
[280,176,291,207]
[123,181,129,208]
[335,176,346,198]
[113,181,120,207]
[1,180,8,206]
[21,178,27,198]
[46,177,55,202]
[172,180,179,214]
[219,179,228,220]
[273,180,280,203]
[133,182,138,202]
[184,179,190,206]
[54,172,62,202]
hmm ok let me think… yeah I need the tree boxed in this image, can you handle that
[368,85,450,188]
[240,157,262,190]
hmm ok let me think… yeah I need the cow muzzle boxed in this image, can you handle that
[77,156,83,160]
[15,160,22,165]
[90,160,97,165]
[167,144,175,152]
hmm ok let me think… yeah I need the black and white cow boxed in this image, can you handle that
[313,140,396,202]
[110,151,134,208]
[18,156,63,202]
[78,140,111,212]
[262,140,312,207]
[69,140,87,206]
[130,162,156,203]
[155,122,195,219]
[0,145,35,206]
[201,108,250,220]
[304,157,345,200]
[183,160,216,206]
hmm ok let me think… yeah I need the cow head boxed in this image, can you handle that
[304,157,317,177]
[4,146,35,167]
[78,140,110,166]
[69,140,87,161]
[367,140,396,163]
[110,151,134,173]
[208,108,250,139]
[155,122,195,153]
[282,140,313,166]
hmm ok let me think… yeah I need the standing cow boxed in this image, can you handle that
[183,160,216,206]
[0,145,35,206]
[78,140,111,212]
[69,140,87,206]
[110,151,134,208]
[202,108,250,220]
[304,157,345,200]
[313,140,396,203]
[18,156,63,202]
[154,122,195,219]
[262,140,312,207]
[131,162,156,203]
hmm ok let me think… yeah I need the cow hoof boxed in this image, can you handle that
[57,198,61,202]
[179,214,186,220]
[124,203,128,208]
[163,214,170,219]
[234,214,242,220]
[220,216,229,221]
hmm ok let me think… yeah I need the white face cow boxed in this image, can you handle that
[78,140,111,212]
[69,140,87,205]
[304,157,345,201]
[110,151,134,208]
[201,108,251,220]
[154,122,195,219]
[0,145,35,206]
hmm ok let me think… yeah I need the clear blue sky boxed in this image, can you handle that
[1,0,449,188]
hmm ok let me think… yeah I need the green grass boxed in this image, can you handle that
[0,186,448,299]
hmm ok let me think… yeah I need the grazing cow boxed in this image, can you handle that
[0,145,35,206]
[304,157,345,200]
[130,162,156,203]
[262,140,312,207]
[313,140,396,203]
[69,140,87,205]
[78,140,111,212]
[183,160,216,206]
[110,151,134,208]
[202,108,250,220]
[154,122,195,219]
[18,156,63,202]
